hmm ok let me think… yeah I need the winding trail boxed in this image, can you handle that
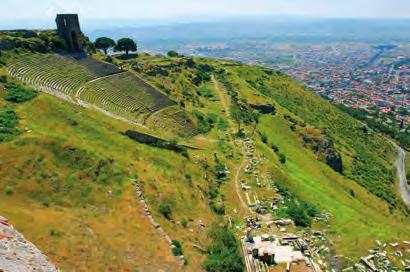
[393,143,410,206]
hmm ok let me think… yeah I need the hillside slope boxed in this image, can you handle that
[0,50,409,271]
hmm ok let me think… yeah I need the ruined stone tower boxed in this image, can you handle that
[55,14,83,52]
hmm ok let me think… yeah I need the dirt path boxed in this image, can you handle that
[212,75,251,213]
[212,75,231,119]
[234,141,254,213]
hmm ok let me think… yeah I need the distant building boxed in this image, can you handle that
[55,14,83,53]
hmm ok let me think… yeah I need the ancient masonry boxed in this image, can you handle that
[55,14,83,52]
[133,181,186,267]
[0,216,58,272]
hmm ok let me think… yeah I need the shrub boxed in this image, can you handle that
[0,110,20,142]
[181,218,188,228]
[210,202,225,215]
[203,225,243,272]
[42,199,50,207]
[278,153,286,164]
[171,240,183,256]
[4,186,14,195]
[193,69,211,85]
[185,173,192,181]
[167,50,179,57]
[51,36,66,50]
[193,110,213,133]
[270,144,279,152]
[5,83,37,103]
[287,202,311,227]
[208,187,219,199]
[49,229,62,237]
[186,58,196,68]
[158,202,173,219]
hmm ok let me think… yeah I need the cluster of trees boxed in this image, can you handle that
[337,104,410,150]
[192,110,217,134]
[94,37,137,55]
[5,83,37,103]
[207,155,228,215]
[203,225,243,272]
[275,183,319,227]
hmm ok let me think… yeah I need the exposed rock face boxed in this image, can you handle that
[300,130,343,173]
[323,144,343,173]
[0,216,58,272]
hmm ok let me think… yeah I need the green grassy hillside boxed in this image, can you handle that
[0,49,408,271]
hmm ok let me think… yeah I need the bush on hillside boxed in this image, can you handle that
[50,36,66,51]
[278,153,286,164]
[210,201,225,215]
[203,225,243,272]
[0,110,20,142]
[193,110,216,134]
[287,202,311,227]
[171,240,183,256]
[186,58,196,68]
[4,186,14,195]
[167,50,179,57]
[5,83,37,103]
[158,201,173,220]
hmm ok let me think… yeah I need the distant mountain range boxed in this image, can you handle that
[82,17,410,49]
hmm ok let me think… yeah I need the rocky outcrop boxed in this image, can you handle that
[0,216,58,272]
[300,130,343,173]
[323,144,343,173]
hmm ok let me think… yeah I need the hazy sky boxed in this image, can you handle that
[2,0,410,22]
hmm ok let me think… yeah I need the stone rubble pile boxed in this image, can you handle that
[0,216,58,272]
